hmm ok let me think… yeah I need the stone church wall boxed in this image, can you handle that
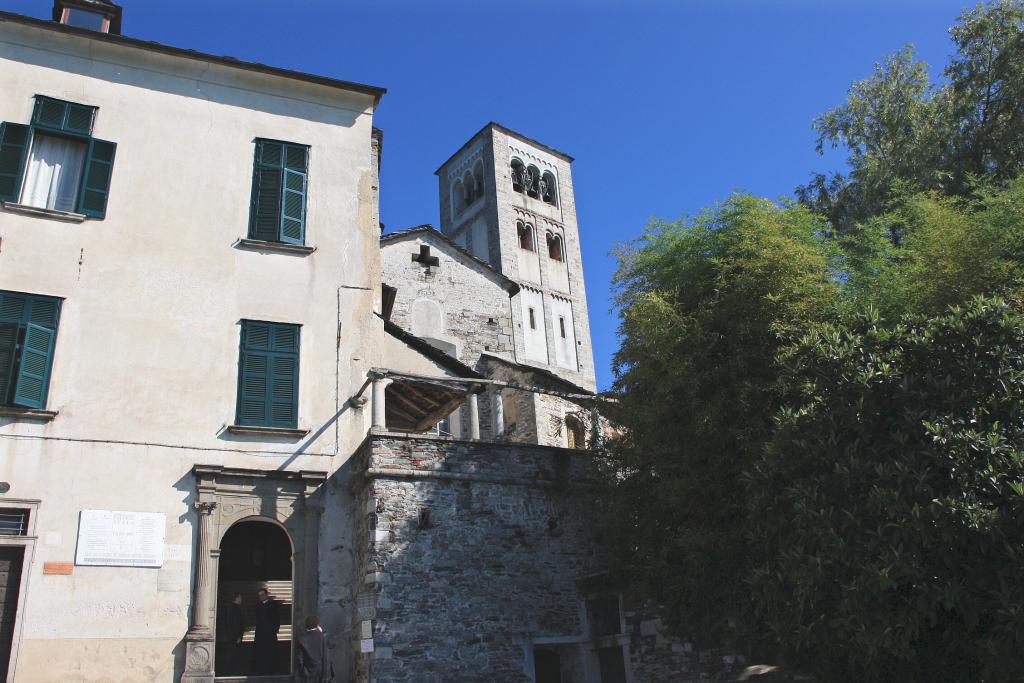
[349,434,743,683]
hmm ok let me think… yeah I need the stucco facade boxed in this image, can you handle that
[0,10,383,682]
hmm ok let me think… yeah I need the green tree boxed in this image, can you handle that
[798,0,1024,234]
[746,298,1024,682]
[944,0,1024,192]
[842,175,1024,317]
[796,47,942,233]
[603,194,839,645]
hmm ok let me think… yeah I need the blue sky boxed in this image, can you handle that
[11,0,973,389]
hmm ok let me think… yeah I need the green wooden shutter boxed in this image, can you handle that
[0,123,30,202]
[237,322,270,425]
[13,322,56,409]
[280,145,307,245]
[32,97,67,131]
[77,138,116,218]
[236,321,299,428]
[32,97,95,136]
[269,325,299,427]
[0,324,17,403]
[250,167,282,241]
[248,140,307,244]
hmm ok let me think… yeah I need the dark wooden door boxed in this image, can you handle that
[0,546,24,683]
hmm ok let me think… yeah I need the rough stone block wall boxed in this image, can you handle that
[349,435,744,683]
[623,593,744,683]
[381,233,516,370]
[352,436,599,682]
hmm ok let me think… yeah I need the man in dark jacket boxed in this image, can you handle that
[217,592,244,674]
[296,615,334,683]
[252,588,280,674]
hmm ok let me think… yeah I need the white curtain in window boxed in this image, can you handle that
[21,134,86,212]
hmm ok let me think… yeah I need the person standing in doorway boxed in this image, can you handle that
[252,588,280,674]
[296,615,334,683]
[218,592,244,674]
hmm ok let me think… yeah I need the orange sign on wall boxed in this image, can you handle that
[43,562,73,575]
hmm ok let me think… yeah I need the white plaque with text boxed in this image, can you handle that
[75,509,166,567]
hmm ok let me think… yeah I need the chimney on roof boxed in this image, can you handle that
[52,0,123,35]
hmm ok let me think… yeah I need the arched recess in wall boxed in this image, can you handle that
[525,165,540,198]
[410,298,444,340]
[473,160,485,200]
[565,414,586,449]
[510,158,525,193]
[452,179,466,216]
[546,232,564,262]
[517,221,535,251]
[463,171,475,207]
[541,171,557,206]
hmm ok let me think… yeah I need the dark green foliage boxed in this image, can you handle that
[602,2,1024,676]
[604,195,839,644]
[842,176,1024,318]
[747,299,1024,682]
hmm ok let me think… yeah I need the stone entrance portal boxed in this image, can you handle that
[181,465,325,683]
[216,520,293,676]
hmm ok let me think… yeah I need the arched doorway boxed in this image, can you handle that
[215,520,293,677]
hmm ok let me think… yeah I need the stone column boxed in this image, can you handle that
[182,500,218,683]
[467,391,481,440]
[371,377,392,430]
[493,388,505,438]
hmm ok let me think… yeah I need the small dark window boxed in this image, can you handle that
[588,595,622,636]
[547,233,564,262]
[597,646,628,683]
[528,308,536,329]
[534,648,562,683]
[559,317,566,338]
[517,222,534,251]
[0,509,29,536]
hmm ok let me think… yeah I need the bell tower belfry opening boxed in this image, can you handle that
[435,123,596,392]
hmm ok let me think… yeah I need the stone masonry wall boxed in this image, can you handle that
[381,232,515,371]
[352,435,600,682]
[349,434,744,683]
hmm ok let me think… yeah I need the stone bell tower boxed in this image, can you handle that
[436,123,596,392]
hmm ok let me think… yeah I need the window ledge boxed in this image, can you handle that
[1,202,87,223]
[0,406,58,422]
[226,424,309,438]
[233,238,316,256]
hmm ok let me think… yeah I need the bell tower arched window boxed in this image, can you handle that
[546,232,564,262]
[452,179,466,215]
[525,165,540,199]
[511,159,525,193]
[473,160,485,201]
[541,171,557,206]
[517,221,535,251]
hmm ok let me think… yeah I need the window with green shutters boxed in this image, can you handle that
[0,291,62,410]
[248,139,308,245]
[235,320,300,429]
[0,95,117,218]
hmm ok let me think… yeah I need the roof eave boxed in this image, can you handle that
[0,11,387,106]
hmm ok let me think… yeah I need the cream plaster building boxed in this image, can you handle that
[0,3,725,683]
